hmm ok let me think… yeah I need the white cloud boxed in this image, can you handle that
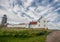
[22,0,33,8]
[0,0,60,29]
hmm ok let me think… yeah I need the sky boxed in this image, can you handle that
[0,0,60,29]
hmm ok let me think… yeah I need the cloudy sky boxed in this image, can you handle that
[0,0,60,29]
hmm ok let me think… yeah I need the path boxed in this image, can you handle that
[46,30,60,42]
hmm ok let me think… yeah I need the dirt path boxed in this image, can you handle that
[46,30,60,42]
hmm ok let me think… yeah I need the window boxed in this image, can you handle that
[39,21,40,23]
[44,20,45,23]
[44,25,46,27]
[39,24,40,26]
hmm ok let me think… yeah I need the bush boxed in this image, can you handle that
[0,28,51,38]
[14,32,31,38]
[36,30,48,36]
[0,30,32,38]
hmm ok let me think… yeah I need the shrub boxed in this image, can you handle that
[0,28,51,38]
[36,30,48,36]
[14,31,31,38]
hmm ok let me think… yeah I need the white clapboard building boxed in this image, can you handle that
[29,16,47,28]
[7,16,47,28]
[7,23,26,28]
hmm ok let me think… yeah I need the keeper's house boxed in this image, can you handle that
[7,16,47,28]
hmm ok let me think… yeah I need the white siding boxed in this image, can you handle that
[7,25,26,27]
[37,17,47,28]
[7,16,47,28]
[29,25,37,28]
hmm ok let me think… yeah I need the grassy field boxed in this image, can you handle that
[0,28,51,42]
[0,35,46,42]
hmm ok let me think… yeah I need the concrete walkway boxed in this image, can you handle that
[46,30,60,42]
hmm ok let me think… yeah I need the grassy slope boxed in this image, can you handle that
[0,28,50,42]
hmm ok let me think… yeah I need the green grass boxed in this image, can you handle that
[0,35,45,42]
[0,28,51,42]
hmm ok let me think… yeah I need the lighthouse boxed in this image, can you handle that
[1,14,7,27]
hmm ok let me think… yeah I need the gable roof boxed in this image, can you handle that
[38,16,43,22]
